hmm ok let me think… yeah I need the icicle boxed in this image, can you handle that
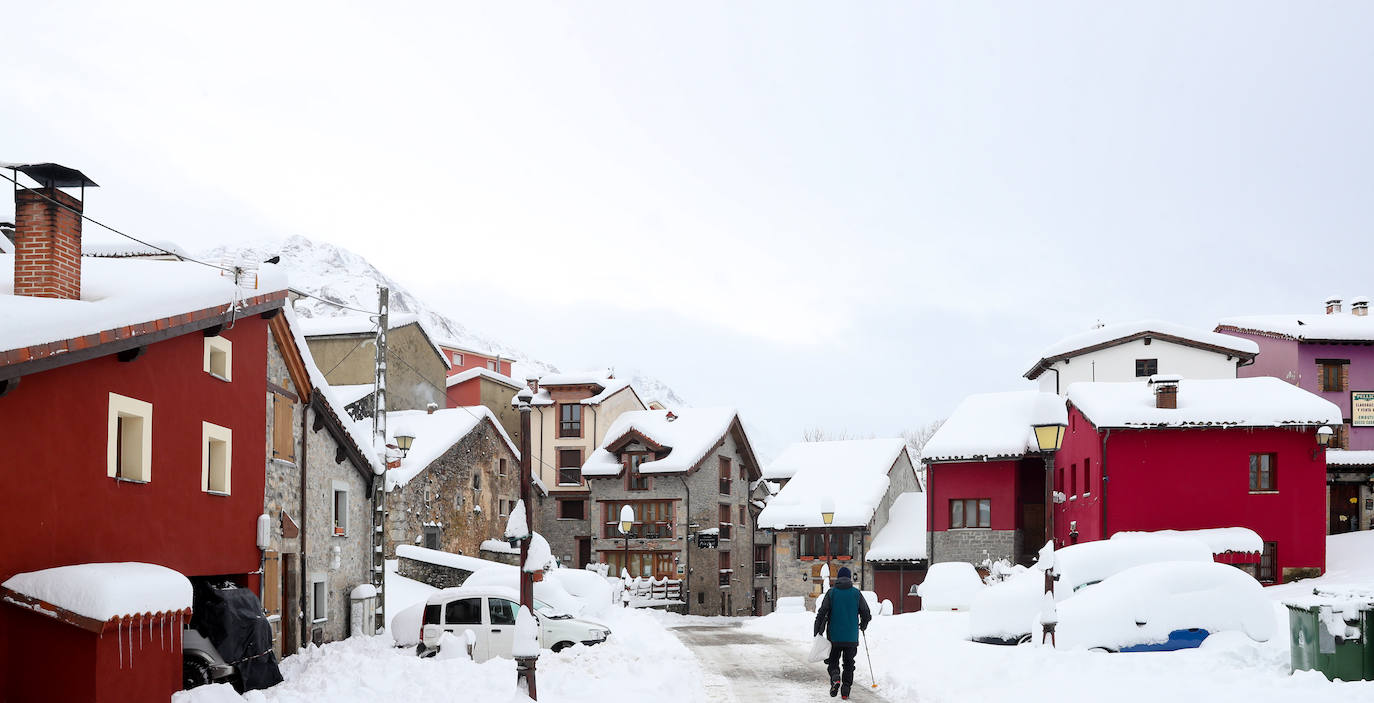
[160,614,165,650]
[118,620,123,669]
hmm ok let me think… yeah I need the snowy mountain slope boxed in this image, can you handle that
[199,235,685,408]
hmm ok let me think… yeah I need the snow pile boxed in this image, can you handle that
[1031,319,1258,371]
[1052,536,1213,594]
[917,562,985,611]
[1055,561,1275,650]
[582,408,740,476]
[1268,530,1374,603]
[969,568,1045,641]
[0,253,287,353]
[1112,528,1263,555]
[548,569,614,614]
[385,406,518,490]
[922,391,1067,462]
[512,607,539,657]
[298,312,451,369]
[349,583,377,600]
[776,596,806,614]
[1219,311,1374,343]
[867,492,928,561]
[480,539,520,555]
[171,683,243,703]
[384,560,436,643]
[1066,377,1343,429]
[762,438,908,482]
[1,562,191,621]
[505,500,529,541]
[524,533,555,573]
[757,441,898,529]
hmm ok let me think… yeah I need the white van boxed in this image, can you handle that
[416,585,611,661]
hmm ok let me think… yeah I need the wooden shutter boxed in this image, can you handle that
[263,550,282,613]
[273,394,295,461]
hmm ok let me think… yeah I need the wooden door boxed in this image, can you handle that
[283,552,300,653]
[576,537,591,569]
[1022,503,1046,555]
[263,551,283,653]
[1331,484,1360,534]
[653,553,676,579]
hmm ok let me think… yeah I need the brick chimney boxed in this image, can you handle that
[1353,297,1369,317]
[7,163,97,300]
[1325,296,1343,315]
[1150,375,1181,409]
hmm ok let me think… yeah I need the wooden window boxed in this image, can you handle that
[203,335,232,381]
[626,453,651,491]
[272,394,295,462]
[602,500,674,539]
[473,472,481,491]
[558,449,583,486]
[1135,358,1158,377]
[498,458,507,477]
[108,393,153,482]
[557,499,586,520]
[1249,453,1277,492]
[559,404,582,438]
[602,550,676,579]
[753,545,770,577]
[718,457,732,495]
[1319,361,1347,392]
[202,422,232,495]
[1258,541,1277,583]
[719,551,732,586]
[719,505,733,540]
[799,532,853,557]
[498,499,509,518]
[950,498,991,528]
[332,482,348,536]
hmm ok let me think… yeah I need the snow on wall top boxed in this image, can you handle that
[1027,319,1258,378]
[763,438,908,482]
[396,545,507,574]
[446,367,521,390]
[1111,527,1263,555]
[330,383,377,408]
[0,253,287,353]
[866,492,928,561]
[1067,377,1343,429]
[922,391,1068,463]
[1327,449,1374,467]
[757,440,900,529]
[1,562,192,621]
[582,407,740,476]
[1217,311,1374,342]
[384,406,518,490]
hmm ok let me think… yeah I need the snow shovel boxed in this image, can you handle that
[862,631,877,689]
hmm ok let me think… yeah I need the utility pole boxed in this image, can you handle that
[514,390,538,699]
[371,286,389,633]
[371,286,389,445]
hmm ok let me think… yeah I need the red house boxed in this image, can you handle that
[1057,376,1343,584]
[0,164,288,703]
[436,340,513,377]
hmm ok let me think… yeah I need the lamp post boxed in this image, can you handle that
[510,388,537,699]
[618,504,635,587]
[394,434,414,458]
[820,497,835,593]
[1314,426,1334,459]
[1032,419,1066,648]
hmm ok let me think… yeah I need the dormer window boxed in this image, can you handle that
[626,453,651,491]
[204,335,232,381]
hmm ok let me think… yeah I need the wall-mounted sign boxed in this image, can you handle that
[1353,391,1374,427]
[696,532,719,549]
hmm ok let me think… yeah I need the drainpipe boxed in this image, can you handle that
[676,474,692,614]
[299,402,310,650]
[1046,366,1061,395]
[1099,429,1112,539]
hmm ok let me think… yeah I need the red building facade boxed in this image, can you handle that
[437,342,513,378]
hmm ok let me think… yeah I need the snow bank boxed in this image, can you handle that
[1067,377,1343,429]
[867,492,928,560]
[583,407,739,476]
[550,569,614,614]
[384,406,518,490]
[171,683,243,703]
[922,391,1067,462]
[969,568,1045,641]
[762,438,908,482]
[917,562,985,611]
[1,562,191,620]
[1112,527,1263,555]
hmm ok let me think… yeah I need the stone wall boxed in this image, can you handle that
[932,529,1020,566]
[397,555,473,589]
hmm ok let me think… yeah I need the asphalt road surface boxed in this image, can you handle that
[670,620,881,703]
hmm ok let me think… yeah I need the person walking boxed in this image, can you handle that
[813,566,871,699]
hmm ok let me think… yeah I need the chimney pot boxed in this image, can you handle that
[1150,375,1181,410]
[1353,298,1369,317]
[1325,296,1343,315]
[12,187,85,300]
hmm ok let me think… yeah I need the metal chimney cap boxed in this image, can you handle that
[2,162,99,188]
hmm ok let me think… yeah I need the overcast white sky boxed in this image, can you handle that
[5,2,1374,455]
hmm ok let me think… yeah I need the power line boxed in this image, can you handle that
[295,290,379,316]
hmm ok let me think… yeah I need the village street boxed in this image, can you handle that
[669,620,881,703]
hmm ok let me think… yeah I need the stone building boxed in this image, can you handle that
[263,308,384,655]
[299,313,450,412]
[541,407,764,616]
[757,439,922,611]
[524,372,646,513]
[382,406,522,562]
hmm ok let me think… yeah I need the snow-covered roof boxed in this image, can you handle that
[1111,527,1263,555]
[538,371,613,386]
[1328,449,1374,467]
[757,440,904,530]
[1026,319,1258,379]
[867,492,928,561]
[384,406,518,490]
[1,562,191,621]
[922,391,1068,463]
[82,239,187,259]
[763,439,909,482]
[1217,311,1374,343]
[446,367,521,391]
[1067,377,1342,429]
[298,312,451,369]
[396,545,506,574]
[0,253,287,354]
[583,407,742,476]
[434,338,503,359]
[330,383,377,408]
[528,377,636,407]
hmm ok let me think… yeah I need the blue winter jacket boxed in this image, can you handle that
[813,577,871,645]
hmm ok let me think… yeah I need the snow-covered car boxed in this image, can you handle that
[417,585,611,661]
[917,562,985,611]
[968,536,1213,645]
[1054,561,1276,652]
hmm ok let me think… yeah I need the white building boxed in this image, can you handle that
[1024,320,1259,394]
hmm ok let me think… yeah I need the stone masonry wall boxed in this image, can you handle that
[932,529,1019,567]
[397,556,473,589]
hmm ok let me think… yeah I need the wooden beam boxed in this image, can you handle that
[0,587,107,633]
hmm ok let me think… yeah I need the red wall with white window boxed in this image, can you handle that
[1055,406,1327,582]
[927,460,1020,531]
[441,348,513,377]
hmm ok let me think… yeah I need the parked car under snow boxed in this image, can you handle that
[917,562,985,611]
[1053,561,1275,652]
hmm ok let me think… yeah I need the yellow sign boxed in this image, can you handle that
[1354,391,1374,427]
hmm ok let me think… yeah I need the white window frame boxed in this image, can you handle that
[452,352,464,365]
[107,393,153,482]
[332,480,350,537]
[201,421,233,495]
[203,335,232,381]
[310,574,328,623]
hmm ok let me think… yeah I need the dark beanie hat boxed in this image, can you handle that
[837,566,852,579]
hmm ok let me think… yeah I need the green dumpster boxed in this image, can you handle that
[1285,589,1374,682]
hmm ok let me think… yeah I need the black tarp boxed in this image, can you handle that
[190,582,283,691]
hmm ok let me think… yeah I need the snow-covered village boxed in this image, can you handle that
[4,4,1374,703]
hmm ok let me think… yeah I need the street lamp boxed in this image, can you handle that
[1032,418,1066,649]
[394,433,415,457]
[619,504,635,592]
[1314,426,1334,459]
[820,497,835,591]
